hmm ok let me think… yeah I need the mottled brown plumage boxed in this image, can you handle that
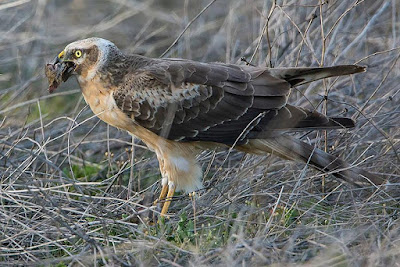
[111,56,360,144]
[46,38,384,217]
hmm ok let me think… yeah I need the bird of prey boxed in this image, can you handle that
[45,37,383,217]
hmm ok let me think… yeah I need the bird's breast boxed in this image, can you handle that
[80,80,133,130]
[78,79,170,151]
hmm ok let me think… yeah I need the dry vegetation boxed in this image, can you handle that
[1,0,400,266]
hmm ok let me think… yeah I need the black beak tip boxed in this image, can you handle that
[53,56,61,65]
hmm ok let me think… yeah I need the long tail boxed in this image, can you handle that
[270,65,366,86]
[238,135,384,186]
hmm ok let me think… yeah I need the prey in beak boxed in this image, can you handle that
[45,50,76,93]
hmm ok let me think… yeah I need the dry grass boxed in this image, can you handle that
[1,0,399,266]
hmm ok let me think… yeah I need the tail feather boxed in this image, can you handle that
[327,117,355,129]
[270,65,366,86]
[238,135,384,186]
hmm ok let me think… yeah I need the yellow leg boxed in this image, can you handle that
[153,184,168,205]
[161,182,176,217]
[153,177,168,206]
[159,184,168,201]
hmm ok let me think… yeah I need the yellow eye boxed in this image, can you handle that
[75,50,82,58]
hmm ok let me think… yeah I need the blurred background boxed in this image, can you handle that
[0,0,399,266]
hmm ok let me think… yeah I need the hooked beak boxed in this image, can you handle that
[53,50,65,64]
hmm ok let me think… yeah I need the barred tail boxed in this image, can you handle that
[238,135,384,186]
[270,65,366,86]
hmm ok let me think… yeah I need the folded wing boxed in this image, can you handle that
[113,59,357,145]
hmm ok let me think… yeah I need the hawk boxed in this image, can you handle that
[46,38,383,216]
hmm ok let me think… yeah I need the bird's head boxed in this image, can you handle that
[46,38,119,93]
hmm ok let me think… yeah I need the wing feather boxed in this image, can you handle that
[113,58,353,145]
